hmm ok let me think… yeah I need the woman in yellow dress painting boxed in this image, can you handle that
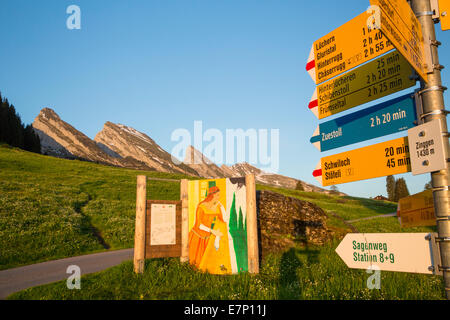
[188,186,232,275]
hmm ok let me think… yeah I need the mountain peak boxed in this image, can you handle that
[94,123,199,176]
[182,145,225,178]
[32,108,124,166]
[37,107,60,121]
[101,122,157,146]
[184,145,214,165]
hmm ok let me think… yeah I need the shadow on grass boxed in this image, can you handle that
[73,192,111,250]
[277,247,319,300]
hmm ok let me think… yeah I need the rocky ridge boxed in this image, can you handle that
[183,145,341,195]
[94,122,198,176]
[32,107,337,194]
[33,108,123,166]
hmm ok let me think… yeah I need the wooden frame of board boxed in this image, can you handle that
[145,200,182,259]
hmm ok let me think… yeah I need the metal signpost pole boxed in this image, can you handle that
[410,0,450,300]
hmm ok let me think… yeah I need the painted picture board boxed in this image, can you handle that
[188,178,248,275]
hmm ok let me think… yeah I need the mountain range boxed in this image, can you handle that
[32,108,337,195]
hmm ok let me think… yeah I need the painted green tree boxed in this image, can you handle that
[228,192,248,272]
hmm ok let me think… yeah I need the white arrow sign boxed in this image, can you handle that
[336,233,442,275]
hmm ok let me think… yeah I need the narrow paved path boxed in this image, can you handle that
[328,212,397,233]
[328,211,360,233]
[346,213,397,224]
[0,248,133,299]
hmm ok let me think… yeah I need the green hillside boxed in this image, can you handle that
[0,145,444,299]
[0,144,186,270]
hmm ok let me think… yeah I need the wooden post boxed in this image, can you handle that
[134,175,147,273]
[180,179,189,263]
[246,174,259,274]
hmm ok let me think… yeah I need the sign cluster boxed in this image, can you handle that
[308,1,445,187]
[306,1,448,276]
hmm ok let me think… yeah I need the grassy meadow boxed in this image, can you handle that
[0,145,444,299]
[0,144,185,270]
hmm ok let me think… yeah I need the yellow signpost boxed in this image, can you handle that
[370,0,429,82]
[306,11,394,85]
[307,0,450,299]
[397,190,436,228]
[309,50,416,119]
[439,0,450,31]
[313,137,411,187]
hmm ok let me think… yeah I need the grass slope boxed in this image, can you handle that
[0,145,186,270]
[1,146,444,299]
[9,243,444,300]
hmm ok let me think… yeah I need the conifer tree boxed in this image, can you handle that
[393,178,410,202]
[295,181,304,191]
[330,185,339,194]
[386,175,396,201]
[24,124,41,153]
[0,92,41,153]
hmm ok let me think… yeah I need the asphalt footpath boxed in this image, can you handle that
[0,248,133,299]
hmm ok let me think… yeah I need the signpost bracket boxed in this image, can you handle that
[418,85,448,95]
[430,39,442,47]
[424,36,435,73]
[434,232,450,275]
[430,0,440,21]
[419,109,450,122]
[431,186,450,195]
[428,233,444,276]
[433,64,445,71]
[415,11,435,17]
[414,90,425,125]
[435,237,450,243]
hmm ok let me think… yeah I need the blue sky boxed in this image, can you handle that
[1,0,449,198]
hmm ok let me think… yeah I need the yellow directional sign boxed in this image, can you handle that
[397,190,436,228]
[309,50,416,119]
[439,0,450,31]
[313,137,411,186]
[306,11,394,84]
[370,0,429,83]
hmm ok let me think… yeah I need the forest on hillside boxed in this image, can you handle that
[0,92,41,153]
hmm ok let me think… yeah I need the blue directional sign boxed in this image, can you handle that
[310,93,417,152]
